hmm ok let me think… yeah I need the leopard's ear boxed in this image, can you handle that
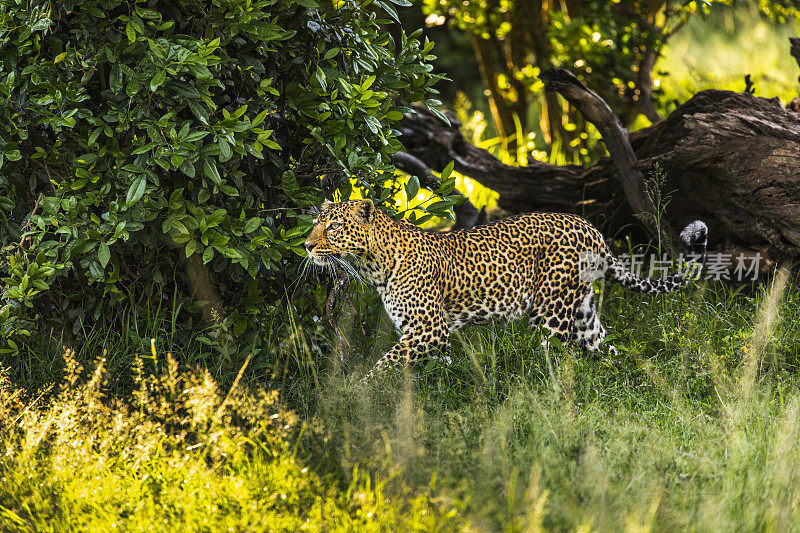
[311,199,331,216]
[353,199,375,223]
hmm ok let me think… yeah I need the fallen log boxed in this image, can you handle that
[398,80,800,263]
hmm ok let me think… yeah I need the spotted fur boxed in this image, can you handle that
[304,199,707,386]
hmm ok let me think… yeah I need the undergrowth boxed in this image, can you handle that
[3,272,800,531]
[0,347,459,531]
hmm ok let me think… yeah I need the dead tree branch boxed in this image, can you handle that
[398,107,587,215]
[400,88,800,263]
[636,48,663,124]
[539,68,660,238]
[789,38,800,112]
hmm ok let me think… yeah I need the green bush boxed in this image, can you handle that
[0,0,441,349]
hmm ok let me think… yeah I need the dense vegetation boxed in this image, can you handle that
[0,0,454,353]
[3,278,800,530]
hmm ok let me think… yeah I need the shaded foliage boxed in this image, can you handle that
[0,0,441,350]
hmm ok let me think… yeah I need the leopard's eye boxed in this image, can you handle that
[328,221,343,231]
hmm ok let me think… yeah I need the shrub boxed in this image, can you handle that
[0,0,442,349]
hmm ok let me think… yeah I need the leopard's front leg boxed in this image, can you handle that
[355,315,450,389]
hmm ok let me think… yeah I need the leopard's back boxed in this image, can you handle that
[428,212,610,327]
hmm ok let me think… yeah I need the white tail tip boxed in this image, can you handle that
[680,220,708,246]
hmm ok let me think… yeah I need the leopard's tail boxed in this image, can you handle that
[603,221,708,294]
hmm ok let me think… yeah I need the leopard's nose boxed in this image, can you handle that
[304,242,314,253]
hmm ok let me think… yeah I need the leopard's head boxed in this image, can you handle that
[304,199,376,265]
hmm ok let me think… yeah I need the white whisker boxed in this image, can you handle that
[330,255,364,283]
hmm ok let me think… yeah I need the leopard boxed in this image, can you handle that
[304,199,708,387]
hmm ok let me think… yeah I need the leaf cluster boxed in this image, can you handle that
[0,0,440,347]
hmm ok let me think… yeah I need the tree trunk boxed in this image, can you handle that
[398,84,800,263]
[470,34,516,148]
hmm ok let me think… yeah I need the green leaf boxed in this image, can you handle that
[233,318,247,337]
[178,122,190,141]
[88,128,102,147]
[315,66,327,91]
[31,17,52,32]
[281,171,298,194]
[150,70,166,92]
[126,175,147,205]
[185,239,197,258]
[148,38,165,59]
[440,160,454,181]
[110,63,123,93]
[233,104,248,119]
[0,196,14,211]
[428,106,451,126]
[426,200,452,213]
[263,139,281,150]
[132,143,156,155]
[219,184,238,196]
[169,189,183,206]
[364,115,381,133]
[125,21,136,43]
[203,159,222,184]
[88,261,103,279]
[218,138,232,161]
[251,110,269,127]
[98,243,110,268]
[202,246,214,264]
[373,0,399,22]
[205,209,227,229]
[184,131,210,142]
[244,217,263,234]
[180,160,196,178]
[126,77,140,97]
[187,100,209,123]
[405,175,420,200]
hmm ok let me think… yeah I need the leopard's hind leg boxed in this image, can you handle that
[530,290,580,350]
[572,288,617,357]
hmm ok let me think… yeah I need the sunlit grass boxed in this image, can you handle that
[0,347,460,531]
[659,3,800,106]
[3,273,800,530]
[315,275,800,531]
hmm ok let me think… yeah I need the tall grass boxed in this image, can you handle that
[313,274,800,530]
[3,271,800,530]
[0,346,459,531]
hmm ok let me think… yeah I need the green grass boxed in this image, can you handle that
[659,3,800,107]
[0,347,459,531]
[315,274,800,530]
[3,272,800,531]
